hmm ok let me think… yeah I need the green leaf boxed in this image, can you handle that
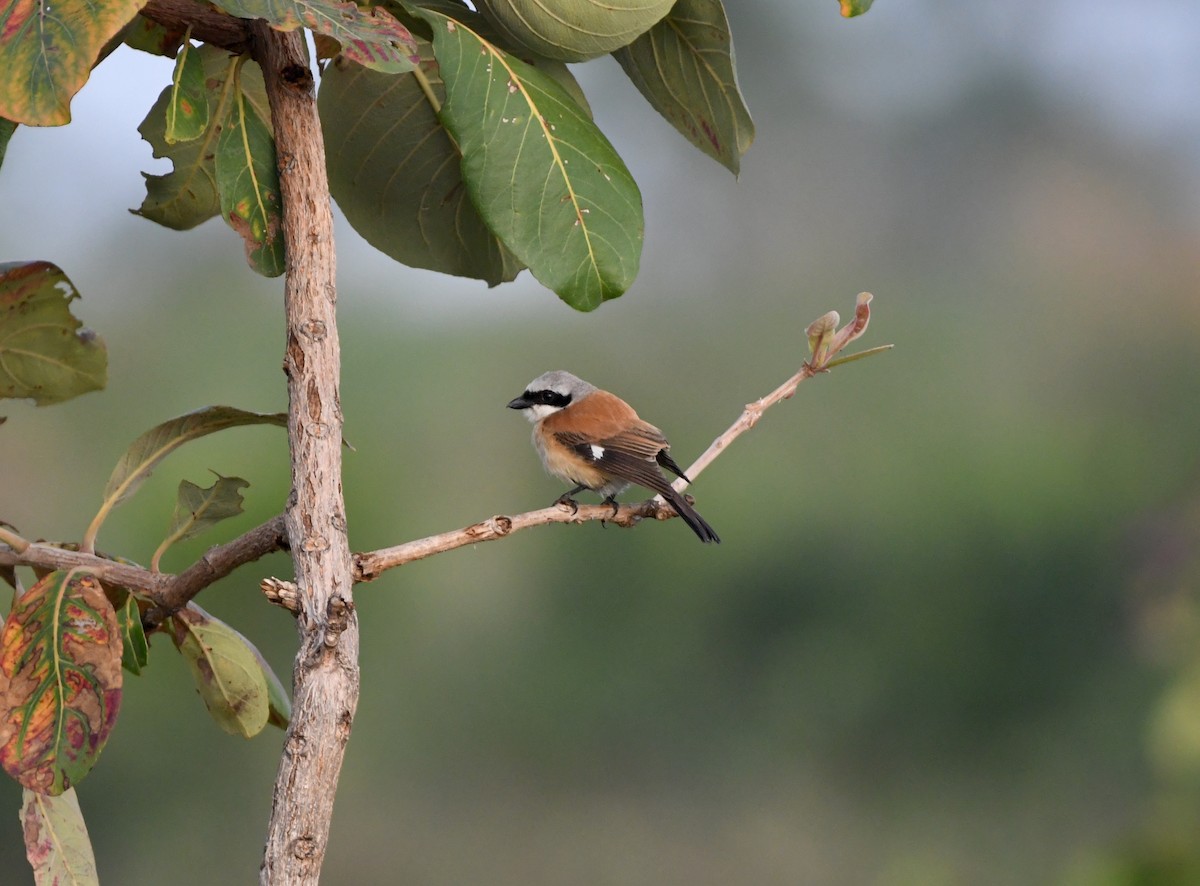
[216,62,285,277]
[613,0,754,176]
[0,570,123,795]
[116,594,149,676]
[0,0,144,125]
[247,641,291,730]
[165,39,209,144]
[21,788,100,885]
[0,117,16,172]
[168,603,269,738]
[150,473,249,571]
[0,261,107,405]
[839,0,874,17]
[83,406,287,552]
[320,40,523,286]
[135,46,255,230]
[120,14,188,57]
[473,0,673,62]
[420,9,643,310]
[209,0,419,73]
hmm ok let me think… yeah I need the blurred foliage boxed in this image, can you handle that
[4,1,1200,884]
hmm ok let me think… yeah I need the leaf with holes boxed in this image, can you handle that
[0,570,123,795]
[0,261,106,405]
[21,788,99,885]
[135,47,270,231]
[210,0,418,72]
[168,603,269,738]
[419,9,643,310]
[613,0,754,176]
[150,473,249,572]
[83,406,286,552]
[0,0,144,125]
[165,40,209,144]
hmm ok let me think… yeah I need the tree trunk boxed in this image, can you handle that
[252,24,359,885]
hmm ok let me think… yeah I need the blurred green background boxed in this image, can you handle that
[5,1,1200,883]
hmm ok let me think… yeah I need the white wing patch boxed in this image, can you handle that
[589,444,605,461]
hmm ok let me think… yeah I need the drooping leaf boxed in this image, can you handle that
[165,39,209,144]
[168,603,269,738]
[215,64,285,277]
[247,641,291,730]
[0,570,123,795]
[150,473,249,571]
[420,9,643,310]
[21,788,99,886]
[0,0,144,125]
[120,13,189,57]
[116,594,148,676]
[613,0,754,176]
[82,407,287,551]
[320,39,523,285]
[839,0,874,17]
[209,0,418,73]
[473,0,673,62]
[0,261,106,405]
[0,117,16,171]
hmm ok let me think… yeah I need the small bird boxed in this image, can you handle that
[507,370,720,543]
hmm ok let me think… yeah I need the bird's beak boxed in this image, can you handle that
[507,395,531,410]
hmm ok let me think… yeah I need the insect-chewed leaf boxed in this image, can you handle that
[0,0,144,125]
[0,261,106,405]
[116,594,149,676]
[216,74,285,277]
[419,9,643,311]
[83,406,286,552]
[135,47,270,231]
[165,40,209,144]
[613,0,754,176]
[210,0,418,72]
[0,571,123,795]
[168,604,270,738]
[21,787,99,885]
[151,474,249,572]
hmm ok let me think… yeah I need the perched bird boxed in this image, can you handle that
[507,370,720,543]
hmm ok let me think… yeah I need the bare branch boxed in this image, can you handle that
[140,0,252,53]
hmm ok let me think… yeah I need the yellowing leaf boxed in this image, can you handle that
[168,604,270,738]
[839,0,874,17]
[21,788,99,886]
[0,571,123,795]
[0,261,106,405]
[0,0,144,125]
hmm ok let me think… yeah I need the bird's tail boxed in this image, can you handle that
[660,485,720,544]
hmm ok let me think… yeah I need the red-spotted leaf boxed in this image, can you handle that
[0,570,123,795]
[21,787,99,885]
[0,261,107,405]
[613,0,754,176]
[168,603,270,738]
[0,0,144,125]
[210,0,418,73]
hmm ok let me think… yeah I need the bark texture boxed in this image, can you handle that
[251,24,359,886]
